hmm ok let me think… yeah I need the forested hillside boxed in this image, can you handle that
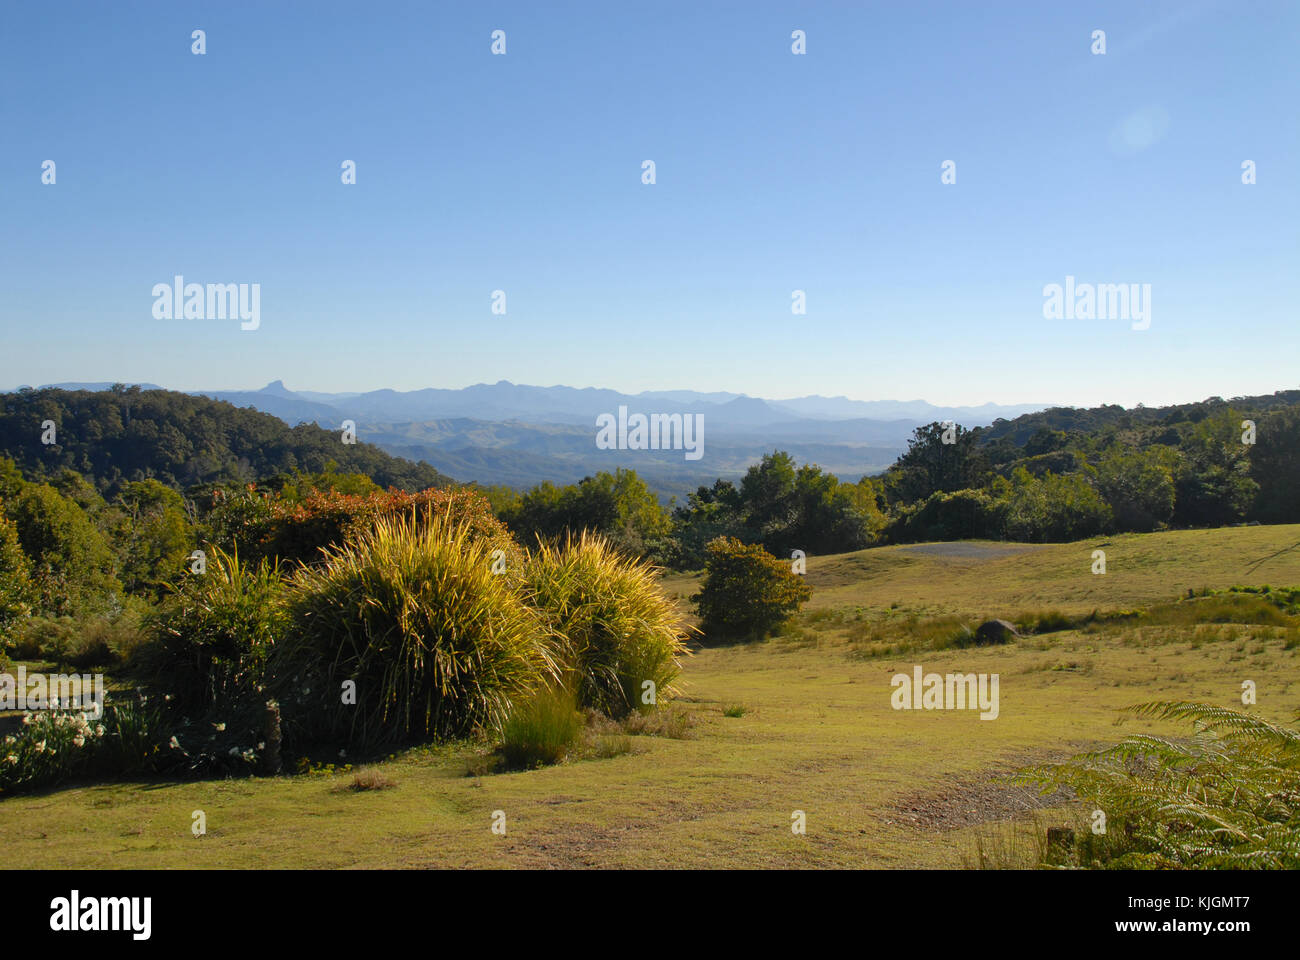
[0,386,452,495]
[979,390,1300,446]
[876,391,1300,543]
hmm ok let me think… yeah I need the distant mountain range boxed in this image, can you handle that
[17,381,1051,498]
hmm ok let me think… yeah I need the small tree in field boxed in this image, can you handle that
[692,537,811,642]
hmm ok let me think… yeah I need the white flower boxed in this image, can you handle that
[4,754,17,765]
[256,742,265,750]
[168,736,181,750]
[3,735,14,746]
[95,725,105,738]
[21,713,32,726]
[34,740,45,753]
[73,735,85,748]
[213,722,226,732]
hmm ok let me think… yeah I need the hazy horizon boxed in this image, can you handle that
[8,374,1300,415]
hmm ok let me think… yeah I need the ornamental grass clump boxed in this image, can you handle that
[278,513,557,749]
[138,545,286,716]
[524,533,689,718]
[499,685,584,768]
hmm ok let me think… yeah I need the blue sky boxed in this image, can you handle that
[1,0,1296,407]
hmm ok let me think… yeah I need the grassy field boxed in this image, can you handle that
[4,525,1299,868]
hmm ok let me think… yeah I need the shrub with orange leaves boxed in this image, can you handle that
[222,486,521,569]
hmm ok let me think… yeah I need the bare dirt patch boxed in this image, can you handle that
[883,750,1084,831]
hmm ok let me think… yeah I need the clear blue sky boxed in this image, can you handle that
[2,0,1296,407]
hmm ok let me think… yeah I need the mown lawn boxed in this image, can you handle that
[5,525,1299,868]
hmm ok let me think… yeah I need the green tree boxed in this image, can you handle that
[672,454,875,565]
[0,505,35,646]
[4,483,121,617]
[580,468,671,556]
[670,479,745,569]
[477,484,523,517]
[506,480,569,541]
[692,537,812,642]
[997,468,1112,542]
[113,479,195,594]
[739,451,799,542]
[500,469,670,559]
[1248,407,1300,523]
[843,476,888,541]
[889,422,990,503]
[1094,445,1177,532]
[736,452,873,555]
[1173,409,1258,527]
[786,463,872,556]
[50,469,107,518]
[0,458,23,500]
[883,488,1006,543]
[274,464,381,503]
[1024,427,1069,457]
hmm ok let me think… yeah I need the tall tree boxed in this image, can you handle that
[890,422,990,502]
